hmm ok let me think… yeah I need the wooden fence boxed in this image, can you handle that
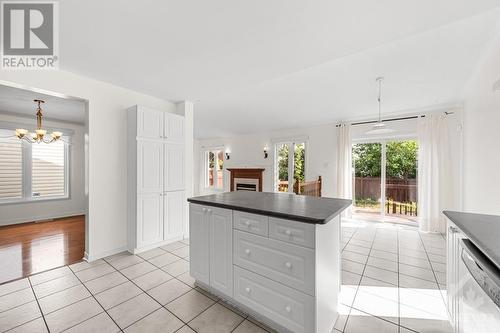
[355,177,417,203]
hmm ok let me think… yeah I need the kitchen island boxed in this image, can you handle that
[187,191,351,333]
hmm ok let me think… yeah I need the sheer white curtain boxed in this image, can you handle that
[418,114,451,233]
[336,124,353,217]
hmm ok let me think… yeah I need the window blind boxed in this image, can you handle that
[0,132,23,200]
[32,141,65,197]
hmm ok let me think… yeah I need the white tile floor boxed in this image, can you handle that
[336,219,452,333]
[0,239,269,333]
[0,219,453,333]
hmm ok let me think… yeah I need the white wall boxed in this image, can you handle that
[0,71,182,261]
[462,34,500,215]
[0,114,85,225]
[195,123,338,198]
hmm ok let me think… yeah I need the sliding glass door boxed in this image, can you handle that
[352,143,382,216]
[353,140,418,224]
[384,141,418,222]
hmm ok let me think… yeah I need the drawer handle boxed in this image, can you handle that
[285,262,292,269]
[207,208,212,213]
[285,229,292,236]
[202,208,207,213]
[245,249,251,255]
[245,221,251,226]
[245,287,251,293]
[285,305,292,313]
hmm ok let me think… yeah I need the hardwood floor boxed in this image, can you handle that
[0,215,85,284]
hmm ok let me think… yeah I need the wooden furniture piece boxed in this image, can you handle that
[227,168,265,192]
[294,176,322,197]
[127,105,186,253]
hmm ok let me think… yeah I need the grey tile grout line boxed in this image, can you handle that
[62,267,125,333]
[101,256,194,330]
[0,279,52,333]
[341,225,377,332]
[27,275,50,333]
[417,231,448,306]
[106,250,262,333]
[345,227,408,331]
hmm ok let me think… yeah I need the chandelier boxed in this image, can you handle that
[15,99,63,144]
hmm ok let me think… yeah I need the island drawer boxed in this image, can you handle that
[233,211,269,237]
[269,217,315,248]
[234,266,314,333]
[234,230,315,295]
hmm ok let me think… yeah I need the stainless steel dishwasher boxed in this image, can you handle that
[458,239,500,332]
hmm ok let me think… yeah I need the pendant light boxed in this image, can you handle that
[366,77,395,135]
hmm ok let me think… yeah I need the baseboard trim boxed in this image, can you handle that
[0,211,86,226]
[130,236,184,254]
[86,246,128,262]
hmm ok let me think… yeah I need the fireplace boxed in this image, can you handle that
[234,178,259,191]
[227,168,265,192]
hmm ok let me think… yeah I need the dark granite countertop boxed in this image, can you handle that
[444,210,500,269]
[187,191,351,224]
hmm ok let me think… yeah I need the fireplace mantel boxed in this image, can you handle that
[227,168,265,192]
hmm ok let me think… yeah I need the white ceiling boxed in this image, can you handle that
[58,0,500,137]
[0,85,86,124]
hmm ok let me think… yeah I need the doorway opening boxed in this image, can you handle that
[352,140,418,226]
[0,82,88,284]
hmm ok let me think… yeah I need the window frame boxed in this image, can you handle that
[203,146,225,191]
[0,137,70,205]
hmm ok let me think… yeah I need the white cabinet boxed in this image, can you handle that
[446,219,465,332]
[164,113,185,143]
[128,105,186,253]
[190,204,210,285]
[189,204,233,297]
[137,107,164,140]
[209,207,233,297]
[137,193,164,248]
[137,141,164,193]
[189,204,340,333]
[164,191,185,241]
[164,143,185,191]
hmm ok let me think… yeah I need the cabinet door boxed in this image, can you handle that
[164,191,185,241]
[189,204,209,285]
[164,113,185,143]
[164,143,185,191]
[447,219,464,331]
[137,193,164,248]
[209,207,233,297]
[137,107,164,140]
[137,141,163,193]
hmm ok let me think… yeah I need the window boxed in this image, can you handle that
[32,141,66,197]
[274,140,306,193]
[0,133,22,200]
[0,129,68,203]
[204,148,224,190]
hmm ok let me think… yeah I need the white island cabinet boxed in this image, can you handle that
[188,192,350,333]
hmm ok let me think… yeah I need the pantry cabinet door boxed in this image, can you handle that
[137,140,163,193]
[164,143,185,191]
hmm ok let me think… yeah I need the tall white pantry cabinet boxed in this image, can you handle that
[127,105,186,253]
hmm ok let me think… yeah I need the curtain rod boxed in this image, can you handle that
[335,111,454,127]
